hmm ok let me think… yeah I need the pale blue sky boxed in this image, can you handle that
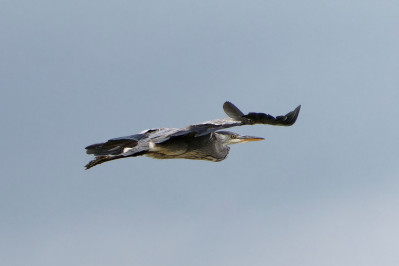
[1,1,399,265]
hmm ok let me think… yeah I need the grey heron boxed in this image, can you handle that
[85,101,301,169]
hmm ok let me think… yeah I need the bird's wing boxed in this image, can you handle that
[86,128,184,154]
[160,101,301,140]
[85,133,147,156]
[84,128,181,169]
[86,101,301,153]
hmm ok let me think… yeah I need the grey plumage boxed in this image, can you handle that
[84,101,301,169]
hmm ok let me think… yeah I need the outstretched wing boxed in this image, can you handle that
[84,128,181,169]
[166,101,301,139]
[85,102,301,153]
[85,128,181,157]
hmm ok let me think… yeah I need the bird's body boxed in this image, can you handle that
[85,101,301,169]
[145,132,230,162]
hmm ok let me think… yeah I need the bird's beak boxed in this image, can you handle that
[237,135,265,142]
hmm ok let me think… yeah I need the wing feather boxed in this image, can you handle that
[162,102,301,140]
[243,105,301,126]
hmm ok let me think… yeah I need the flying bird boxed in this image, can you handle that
[85,101,301,169]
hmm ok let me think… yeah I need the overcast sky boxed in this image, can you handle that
[1,1,399,265]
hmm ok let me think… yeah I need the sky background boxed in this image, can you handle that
[1,0,399,265]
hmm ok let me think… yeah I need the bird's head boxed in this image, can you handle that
[216,131,264,145]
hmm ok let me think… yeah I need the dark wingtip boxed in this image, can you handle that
[284,104,301,126]
[242,104,301,126]
[294,105,301,117]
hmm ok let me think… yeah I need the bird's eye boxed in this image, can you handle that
[231,134,237,139]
